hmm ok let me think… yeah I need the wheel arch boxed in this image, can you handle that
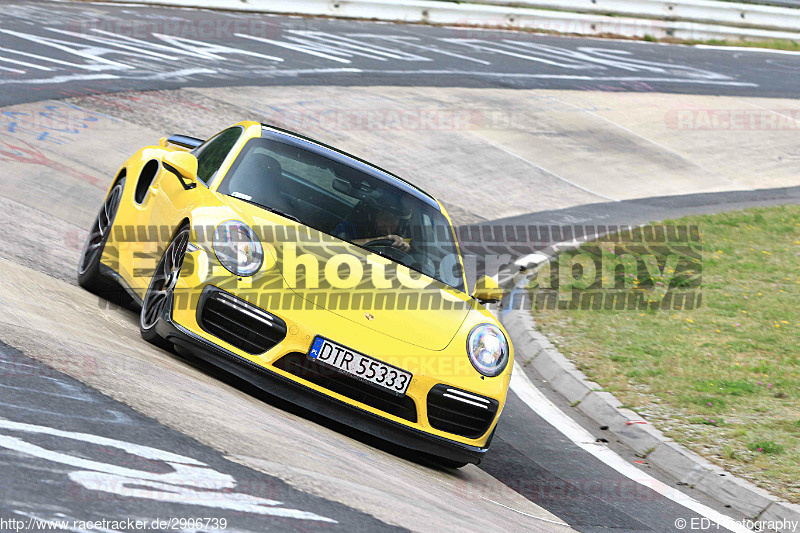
[113,167,127,186]
[172,217,193,248]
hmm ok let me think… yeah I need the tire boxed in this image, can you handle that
[140,224,190,350]
[78,178,125,294]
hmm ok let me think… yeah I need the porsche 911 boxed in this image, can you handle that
[78,121,512,467]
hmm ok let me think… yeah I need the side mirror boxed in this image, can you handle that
[163,151,198,190]
[472,275,503,304]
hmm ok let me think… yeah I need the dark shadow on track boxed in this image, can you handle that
[478,184,800,229]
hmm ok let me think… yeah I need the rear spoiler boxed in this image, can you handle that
[163,134,205,150]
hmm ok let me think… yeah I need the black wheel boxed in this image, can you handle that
[78,178,125,293]
[140,224,190,350]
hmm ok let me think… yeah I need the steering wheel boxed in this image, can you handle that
[363,238,414,263]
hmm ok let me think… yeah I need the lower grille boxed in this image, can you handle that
[427,384,498,439]
[273,352,417,422]
[198,287,286,355]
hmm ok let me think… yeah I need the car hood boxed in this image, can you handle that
[220,196,473,351]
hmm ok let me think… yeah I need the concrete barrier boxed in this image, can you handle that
[88,0,800,41]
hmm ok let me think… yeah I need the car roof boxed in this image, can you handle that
[260,124,441,211]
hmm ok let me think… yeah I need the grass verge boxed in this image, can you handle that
[531,205,800,502]
[663,37,800,52]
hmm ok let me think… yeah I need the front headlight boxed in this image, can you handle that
[213,220,263,277]
[467,324,509,377]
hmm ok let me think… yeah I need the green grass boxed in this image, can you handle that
[531,205,800,502]
[748,440,785,455]
[675,38,800,52]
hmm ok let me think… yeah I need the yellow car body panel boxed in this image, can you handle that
[94,121,513,456]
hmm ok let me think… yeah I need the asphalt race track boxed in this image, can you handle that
[0,341,397,532]
[2,0,800,105]
[1,1,800,532]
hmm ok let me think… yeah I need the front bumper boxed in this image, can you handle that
[156,306,490,465]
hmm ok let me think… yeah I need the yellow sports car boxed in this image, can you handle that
[78,121,512,467]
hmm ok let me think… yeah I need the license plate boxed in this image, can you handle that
[308,336,412,396]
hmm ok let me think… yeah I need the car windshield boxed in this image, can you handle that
[218,133,465,291]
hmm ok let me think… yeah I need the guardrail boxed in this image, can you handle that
[91,0,800,41]
[433,0,800,32]
[737,0,800,8]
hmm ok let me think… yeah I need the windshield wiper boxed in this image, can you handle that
[230,196,301,223]
[263,206,301,223]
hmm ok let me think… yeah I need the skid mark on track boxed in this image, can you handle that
[0,138,104,188]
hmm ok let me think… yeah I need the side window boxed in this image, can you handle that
[193,127,242,184]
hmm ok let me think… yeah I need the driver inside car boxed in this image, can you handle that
[334,197,412,253]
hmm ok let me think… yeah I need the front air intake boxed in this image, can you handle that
[427,384,498,439]
[198,287,286,355]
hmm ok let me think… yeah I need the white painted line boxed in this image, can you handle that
[0,46,111,70]
[138,68,217,80]
[0,29,135,71]
[441,38,590,69]
[0,359,41,369]
[0,55,53,71]
[513,222,642,279]
[539,94,714,176]
[0,383,97,402]
[509,362,752,533]
[258,68,365,77]
[738,99,800,128]
[359,70,760,86]
[0,419,337,523]
[0,64,25,74]
[694,44,800,55]
[153,33,285,62]
[235,33,353,64]
[449,485,573,528]
[538,93,754,190]
[512,251,553,272]
[0,73,119,85]
[480,137,618,201]
[88,28,217,59]
[349,34,493,65]
[288,31,431,62]
[46,27,181,61]
[477,498,571,528]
